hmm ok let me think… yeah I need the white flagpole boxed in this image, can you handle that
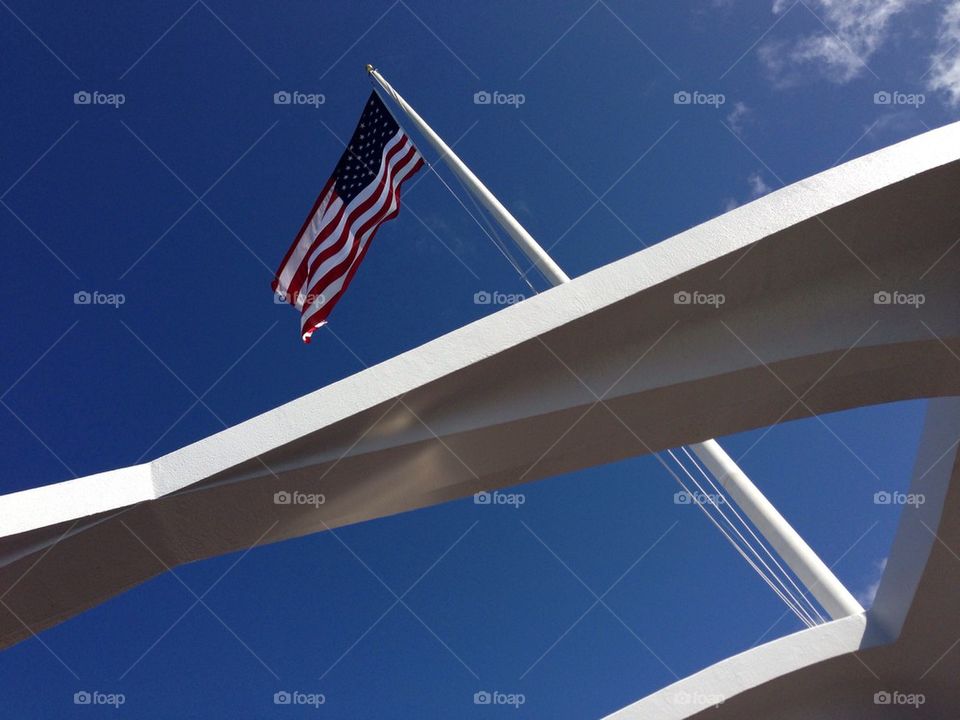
[367,65,863,621]
[367,65,569,286]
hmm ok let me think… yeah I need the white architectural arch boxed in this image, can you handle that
[1,120,959,715]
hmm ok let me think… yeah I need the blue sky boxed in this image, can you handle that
[1,0,957,717]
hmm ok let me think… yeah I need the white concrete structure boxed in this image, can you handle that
[371,65,863,622]
[1,120,959,715]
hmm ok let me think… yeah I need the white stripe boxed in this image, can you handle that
[292,140,418,313]
[302,133,411,283]
[275,186,337,295]
[305,140,414,289]
[277,130,408,297]
[301,146,421,320]
[299,148,421,326]
[290,131,409,291]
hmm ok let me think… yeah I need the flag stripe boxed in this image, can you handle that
[304,135,413,287]
[271,178,335,296]
[300,153,422,341]
[301,147,420,319]
[299,146,422,336]
[280,130,410,306]
[306,141,416,292]
[272,91,424,342]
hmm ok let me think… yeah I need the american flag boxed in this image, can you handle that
[272,91,424,342]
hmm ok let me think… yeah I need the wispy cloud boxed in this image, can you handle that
[926,0,960,105]
[726,101,751,134]
[857,557,888,607]
[722,170,772,211]
[746,171,771,197]
[760,0,920,85]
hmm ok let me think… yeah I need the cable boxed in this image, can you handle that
[370,83,543,294]
[369,78,822,626]
[448,168,540,294]
[674,449,820,626]
[681,446,826,624]
[661,448,816,627]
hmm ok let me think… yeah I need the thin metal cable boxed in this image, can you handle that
[665,449,815,627]
[426,160,540,295]
[681,446,826,624]
[448,168,540,294]
[676,448,820,626]
[370,78,815,626]
[370,84,541,294]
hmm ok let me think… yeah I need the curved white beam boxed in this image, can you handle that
[1,121,959,658]
[604,397,960,719]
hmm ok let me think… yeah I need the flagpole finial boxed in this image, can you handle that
[365,64,375,75]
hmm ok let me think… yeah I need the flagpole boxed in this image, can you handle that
[366,65,569,286]
[367,65,863,621]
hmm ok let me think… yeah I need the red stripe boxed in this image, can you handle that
[284,193,348,303]
[286,136,411,303]
[304,138,413,284]
[271,177,334,294]
[301,155,423,342]
[303,144,418,301]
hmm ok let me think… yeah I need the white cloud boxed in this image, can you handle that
[761,0,921,84]
[857,557,888,607]
[747,171,772,197]
[926,0,960,105]
[720,171,772,212]
[726,101,751,134]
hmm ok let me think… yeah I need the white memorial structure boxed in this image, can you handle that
[1,87,958,716]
